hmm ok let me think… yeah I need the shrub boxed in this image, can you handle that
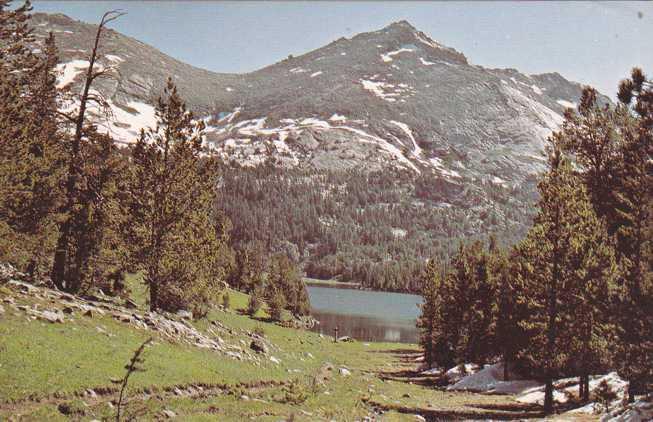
[267,289,286,322]
[247,290,262,316]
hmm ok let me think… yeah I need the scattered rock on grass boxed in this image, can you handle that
[39,309,64,323]
[250,339,268,354]
[161,409,176,418]
[339,368,352,376]
[124,298,138,309]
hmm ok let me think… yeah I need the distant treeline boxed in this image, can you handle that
[216,165,536,292]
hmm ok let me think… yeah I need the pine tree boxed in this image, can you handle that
[560,71,653,401]
[267,289,286,322]
[557,87,625,235]
[0,2,64,274]
[417,258,441,368]
[491,249,526,381]
[516,144,611,414]
[460,241,495,365]
[614,68,653,402]
[231,241,266,293]
[50,10,125,292]
[126,78,228,313]
[565,199,617,402]
[247,286,263,316]
[265,254,310,318]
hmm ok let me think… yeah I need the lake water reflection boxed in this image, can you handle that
[306,285,423,344]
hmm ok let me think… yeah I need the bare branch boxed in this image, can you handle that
[55,110,77,124]
[100,10,126,28]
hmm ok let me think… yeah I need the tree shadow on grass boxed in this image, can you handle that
[363,396,547,421]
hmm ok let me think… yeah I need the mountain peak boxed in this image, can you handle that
[385,20,417,31]
[347,20,468,66]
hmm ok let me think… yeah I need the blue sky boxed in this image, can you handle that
[33,1,653,98]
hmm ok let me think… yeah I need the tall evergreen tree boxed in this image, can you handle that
[491,248,526,381]
[565,199,617,402]
[64,130,130,293]
[126,78,229,313]
[0,2,64,274]
[516,144,612,414]
[614,68,653,401]
[557,87,625,235]
[230,241,266,293]
[265,254,310,318]
[50,10,125,292]
[417,258,442,369]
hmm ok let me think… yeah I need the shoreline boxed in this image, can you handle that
[303,277,362,289]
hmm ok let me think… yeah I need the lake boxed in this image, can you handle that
[306,285,423,344]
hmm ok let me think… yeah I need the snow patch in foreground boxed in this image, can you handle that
[516,372,627,407]
[447,363,540,394]
[447,363,630,416]
[445,363,480,384]
[602,397,653,422]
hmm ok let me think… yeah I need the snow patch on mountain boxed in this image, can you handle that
[336,124,420,173]
[92,97,157,144]
[329,113,347,122]
[389,120,422,158]
[105,54,124,63]
[413,31,442,50]
[56,59,91,88]
[531,84,544,95]
[381,48,415,63]
[557,99,577,109]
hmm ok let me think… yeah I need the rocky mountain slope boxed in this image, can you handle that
[33,13,606,183]
[30,12,611,287]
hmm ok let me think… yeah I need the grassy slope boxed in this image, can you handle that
[0,279,583,421]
